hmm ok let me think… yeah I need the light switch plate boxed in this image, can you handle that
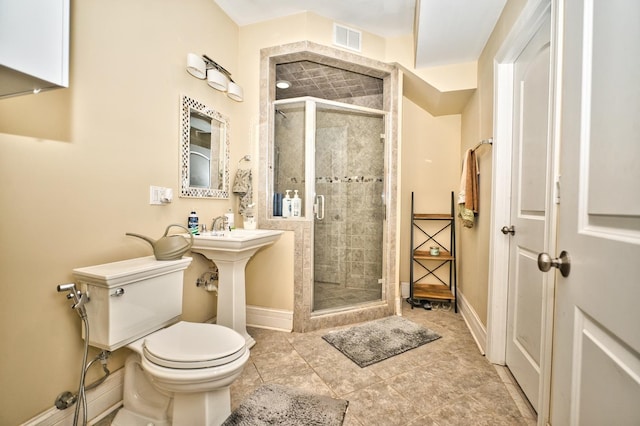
[150,186,164,205]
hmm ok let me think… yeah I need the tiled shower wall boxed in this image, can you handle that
[274,102,384,298]
[274,106,306,206]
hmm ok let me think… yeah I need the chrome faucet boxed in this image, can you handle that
[211,216,227,233]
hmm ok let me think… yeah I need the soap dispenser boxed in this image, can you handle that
[282,190,292,218]
[292,190,302,217]
[225,208,235,230]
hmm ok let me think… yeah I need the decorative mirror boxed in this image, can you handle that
[180,94,230,198]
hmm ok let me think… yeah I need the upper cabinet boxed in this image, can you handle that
[0,0,70,98]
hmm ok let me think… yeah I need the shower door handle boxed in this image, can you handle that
[314,195,325,220]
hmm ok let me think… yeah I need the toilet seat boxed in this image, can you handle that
[143,322,247,369]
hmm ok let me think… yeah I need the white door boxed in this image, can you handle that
[505,12,553,413]
[550,0,640,424]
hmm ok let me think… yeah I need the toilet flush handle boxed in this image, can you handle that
[111,288,125,297]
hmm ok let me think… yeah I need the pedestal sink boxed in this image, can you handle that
[190,229,283,348]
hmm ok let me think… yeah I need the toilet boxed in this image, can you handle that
[73,256,249,426]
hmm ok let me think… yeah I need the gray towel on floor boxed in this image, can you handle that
[222,384,348,426]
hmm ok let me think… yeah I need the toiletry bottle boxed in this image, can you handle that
[282,190,292,218]
[292,190,302,217]
[243,205,257,229]
[225,208,235,230]
[188,211,199,234]
[273,193,283,216]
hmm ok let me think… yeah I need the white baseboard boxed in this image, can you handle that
[458,291,487,355]
[246,305,293,332]
[22,369,123,426]
[400,281,409,298]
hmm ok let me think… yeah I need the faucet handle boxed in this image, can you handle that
[73,291,89,310]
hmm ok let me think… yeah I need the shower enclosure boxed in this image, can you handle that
[273,97,386,312]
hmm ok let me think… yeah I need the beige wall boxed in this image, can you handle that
[399,98,461,284]
[0,1,251,423]
[458,0,528,325]
[245,231,294,309]
[0,2,478,423]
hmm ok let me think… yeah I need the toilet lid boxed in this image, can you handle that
[143,322,247,369]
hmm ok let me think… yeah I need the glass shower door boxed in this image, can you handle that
[273,101,306,217]
[312,102,386,311]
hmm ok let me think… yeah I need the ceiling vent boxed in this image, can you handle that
[333,23,361,52]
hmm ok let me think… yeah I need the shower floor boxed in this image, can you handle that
[313,281,382,311]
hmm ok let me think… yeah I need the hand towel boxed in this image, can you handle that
[465,149,479,213]
[232,169,252,215]
[458,149,479,228]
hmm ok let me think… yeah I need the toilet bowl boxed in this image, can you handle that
[112,321,249,426]
[72,256,249,426]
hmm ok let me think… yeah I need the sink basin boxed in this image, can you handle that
[191,228,284,252]
[189,228,283,348]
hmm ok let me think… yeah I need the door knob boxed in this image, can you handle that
[501,225,515,235]
[537,251,571,277]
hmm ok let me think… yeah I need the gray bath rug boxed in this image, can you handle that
[322,316,441,367]
[222,384,348,426]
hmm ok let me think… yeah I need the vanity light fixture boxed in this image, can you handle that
[186,53,243,102]
[186,53,207,79]
[276,80,291,89]
[227,81,243,102]
[207,67,228,91]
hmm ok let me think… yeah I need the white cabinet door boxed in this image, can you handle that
[550,0,640,424]
[0,0,69,96]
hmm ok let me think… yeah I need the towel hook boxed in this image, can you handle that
[238,155,251,164]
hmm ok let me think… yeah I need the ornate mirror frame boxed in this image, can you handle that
[180,94,230,199]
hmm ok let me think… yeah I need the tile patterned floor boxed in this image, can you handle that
[231,303,537,426]
[99,303,536,425]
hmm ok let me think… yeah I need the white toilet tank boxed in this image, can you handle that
[73,256,192,351]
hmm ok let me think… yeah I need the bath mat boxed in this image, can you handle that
[322,316,441,367]
[222,384,348,426]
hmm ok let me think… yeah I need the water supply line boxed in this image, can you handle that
[56,283,110,426]
[196,267,219,293]
[55,351,111,412]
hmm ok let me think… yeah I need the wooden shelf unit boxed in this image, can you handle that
[408,192,457,312]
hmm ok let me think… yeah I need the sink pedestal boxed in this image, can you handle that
[205,251,258,348]
[190,229,283,349]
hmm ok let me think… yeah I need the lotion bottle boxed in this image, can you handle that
[282,190,292,218]
[292,190,302,217]
[225,208,235,230]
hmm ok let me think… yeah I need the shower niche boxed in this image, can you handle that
[273,97,386,312]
